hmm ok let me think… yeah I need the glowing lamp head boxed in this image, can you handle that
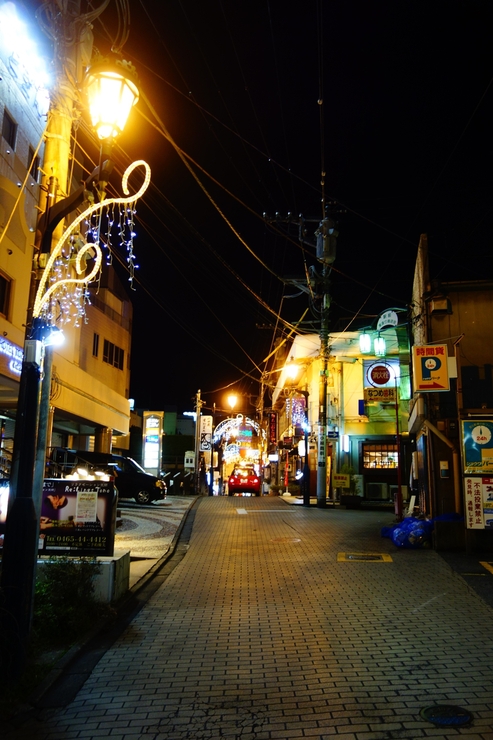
[85,57,139,140]
[227,394,238,411]
[286,359,299,381]
[359,332,372,354]
[374,336,386,357]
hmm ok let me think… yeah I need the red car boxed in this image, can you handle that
[228,466,261,496]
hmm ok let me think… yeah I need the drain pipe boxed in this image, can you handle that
[422,420,461,514]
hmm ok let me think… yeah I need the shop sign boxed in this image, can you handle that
[268,412,277,445]
[368,363,391,386]
[376,310,399,331]
[412,344,449,391]
[364,387,397,402]
[333,473,350,488]
[200,415,212,451]
[0,337,23,378]
[461,420,493,474]
[143,411,163,474]
[38,479,117,556]
[464,476,493,529]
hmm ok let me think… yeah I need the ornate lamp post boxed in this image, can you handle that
[0,25,148,675]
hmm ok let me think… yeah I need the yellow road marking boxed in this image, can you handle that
[337,552,393,562]
[479,561,493,575]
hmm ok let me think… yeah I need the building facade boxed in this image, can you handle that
[409,234,493,552]
[271,328,411,505]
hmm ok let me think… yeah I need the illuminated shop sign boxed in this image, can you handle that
[412,344,449,392]
[0,2,50,117]
[143,411,163,475]
[268,412,277,445]
[0,337,22,376]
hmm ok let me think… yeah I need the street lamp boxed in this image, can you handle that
[85,56,140,142]
[0,30,146,676]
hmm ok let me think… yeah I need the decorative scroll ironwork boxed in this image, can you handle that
[33,159,151,323]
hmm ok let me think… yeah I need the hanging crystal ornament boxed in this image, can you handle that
[33,160,150,322]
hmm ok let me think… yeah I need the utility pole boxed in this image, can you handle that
[263,210,338,508]
[194,389,205,494]
[314,214,337,507]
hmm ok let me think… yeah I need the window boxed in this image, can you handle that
[0,273,11,318]
[103,339,124,370]
[2,110,17,149]
[363,443,398,469]
[28,146,39,181]
[93,332,99,358]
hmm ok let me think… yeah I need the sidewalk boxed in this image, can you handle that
[6,496,493,739]
[115,496,198,589]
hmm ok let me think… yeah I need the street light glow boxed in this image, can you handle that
[85,58,139,140]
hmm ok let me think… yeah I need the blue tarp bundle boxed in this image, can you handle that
[381,514,463,549]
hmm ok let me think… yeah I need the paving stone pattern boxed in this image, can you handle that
[7,497,493,739]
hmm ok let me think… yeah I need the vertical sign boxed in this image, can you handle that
[143,411,163,476]
[412,345,450,391]
[461,421,493,530]
[200,415,212,451]
[268,412,277,445]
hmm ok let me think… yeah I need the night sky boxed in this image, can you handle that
[33,0,493,413]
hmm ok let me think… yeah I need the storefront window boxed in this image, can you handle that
[363,443,398,469]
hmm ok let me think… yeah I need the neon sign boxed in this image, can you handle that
[0,336,22,375]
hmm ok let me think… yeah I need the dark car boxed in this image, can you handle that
[228,465,261,496]
[51,449,167,505]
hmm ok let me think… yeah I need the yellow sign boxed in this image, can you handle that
[333,473,350,488]
[412,344,449,392]
[364,387,397,402]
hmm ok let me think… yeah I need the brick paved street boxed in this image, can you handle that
[5,496,493,739]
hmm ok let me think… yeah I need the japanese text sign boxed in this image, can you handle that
[412,344,449,392]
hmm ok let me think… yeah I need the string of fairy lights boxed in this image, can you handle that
[33,160,150,327]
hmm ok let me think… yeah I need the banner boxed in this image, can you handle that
[200,415,213,451]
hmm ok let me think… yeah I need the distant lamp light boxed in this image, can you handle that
[85,56,139,141]
[374,336,386,356]
[227,394,238,411]
[359,332,372,354]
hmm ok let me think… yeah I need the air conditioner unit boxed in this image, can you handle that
[367,482,388,500]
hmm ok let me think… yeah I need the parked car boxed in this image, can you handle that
[228,465,261,496]
[51,448,167,505]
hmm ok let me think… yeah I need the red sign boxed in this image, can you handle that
[369,364,391,386]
